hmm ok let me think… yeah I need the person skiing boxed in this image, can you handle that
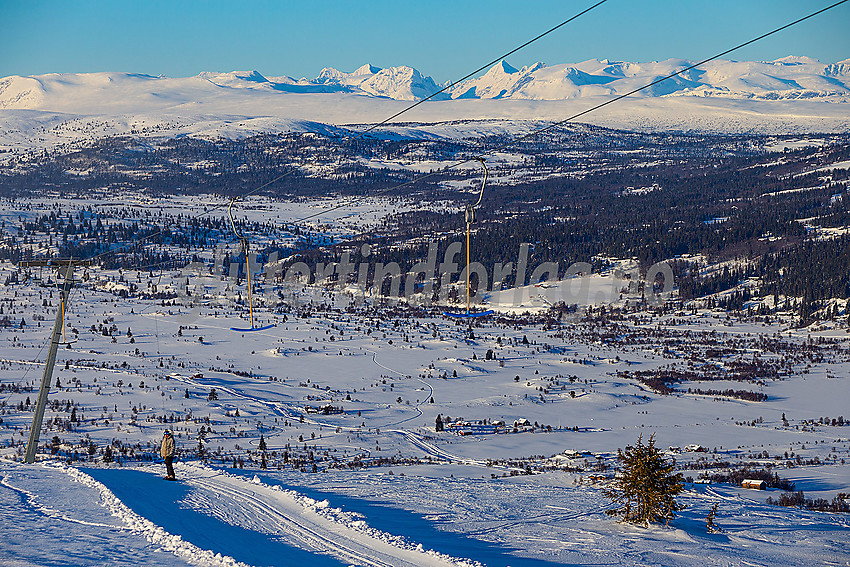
[161,429,176,480]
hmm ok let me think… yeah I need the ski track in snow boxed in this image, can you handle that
[0,470,126,530]
[183,467,480,567]
[25,458,480,567]
[49,462,252,567]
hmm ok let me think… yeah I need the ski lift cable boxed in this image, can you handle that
[1,261,80,405]
[73,0,845,271]
[227,195,253,328]
[0,338,51,406]
[463,159,492,316]
[9,0,843,455]
[275,0,850,227]
[72,1,607,268]
[14,2,610,269]
[444,158,494,318]
[227,194,275,332]
[507,0,850,146]
[55,258,78,347]
[353,0,608,139]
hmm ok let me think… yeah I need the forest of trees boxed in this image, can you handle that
[1,128,848,319]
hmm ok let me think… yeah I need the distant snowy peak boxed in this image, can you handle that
[824,59,850,77]
[315,64,378,82]
[353,63,382,76]
[493,60,519,74]
[313,64,442,100]
[201,64,442,100]
[772,55,822,65]
[314,64,382,87]
[198,70,270,88]
[1,56,848,112]
[448,57,850,101]
[450,60,542,99]
[359,66,444,101]
[0,75,45,109]
[315,67,349,84]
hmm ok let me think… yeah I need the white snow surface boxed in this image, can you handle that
[3,58,849,110]
[0,460,475,567]
[2,459,848,566]
[1,57,849,159]
[1,196,850,566]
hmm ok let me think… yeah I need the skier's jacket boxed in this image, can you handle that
[161,434,175,458]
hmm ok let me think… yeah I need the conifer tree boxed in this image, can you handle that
[604,434,684,526]
[706,502,720,533]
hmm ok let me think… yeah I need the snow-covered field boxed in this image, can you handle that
[1,195,849,565]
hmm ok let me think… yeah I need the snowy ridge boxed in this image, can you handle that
[358,66,446,101]
[1,56,849,159]
[48,462,250,567]
[447,57,850,101]
[2,56,848,111]
[0,75,46,108]
[42,460,479,567]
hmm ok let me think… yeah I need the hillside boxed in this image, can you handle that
[0,57,848,162]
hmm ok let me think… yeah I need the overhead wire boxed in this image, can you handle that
[1,263,78,406]
[507,0,850,145]
[353,0,609,138]
[0,339,50,406]
[29,0,850,290]
[70,0,609,267]
[7,0,843,461]
[273,0,850,226]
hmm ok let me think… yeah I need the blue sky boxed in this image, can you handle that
[2,0,848,80]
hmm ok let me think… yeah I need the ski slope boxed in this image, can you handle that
[1,460,479,567]
[2,458,848,566]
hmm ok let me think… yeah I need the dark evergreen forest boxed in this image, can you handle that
[1,125,848,321]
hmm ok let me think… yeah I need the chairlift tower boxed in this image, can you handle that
[18,259,92,464]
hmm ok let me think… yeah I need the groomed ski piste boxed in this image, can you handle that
[2,458,849,566]
[1,460,482,567]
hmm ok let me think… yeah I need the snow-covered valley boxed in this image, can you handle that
[1,56,849,164]
[0,192,848,566]
[1,37,850,563]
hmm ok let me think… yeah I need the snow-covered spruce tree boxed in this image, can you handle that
[706,502,720,533]
[604,434,684,526]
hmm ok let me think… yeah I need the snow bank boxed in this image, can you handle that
[192,464,483,567]
[48,462,250,567]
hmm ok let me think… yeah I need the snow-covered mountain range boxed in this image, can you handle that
[449,56,850,101]
[2,56,849,110]
[0,56,848,157]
